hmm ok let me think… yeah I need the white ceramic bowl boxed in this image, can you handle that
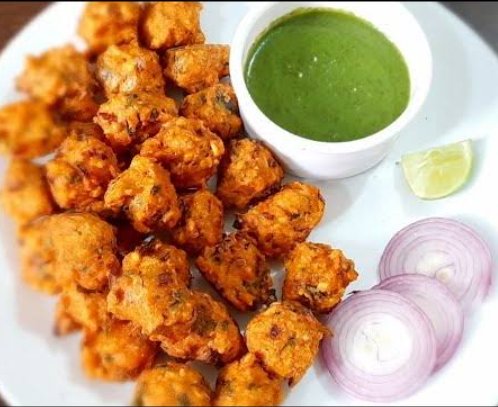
[230,1,432,179]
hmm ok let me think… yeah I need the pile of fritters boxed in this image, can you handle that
[0,3,358,406]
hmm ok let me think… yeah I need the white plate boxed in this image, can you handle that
[0,2,497,406]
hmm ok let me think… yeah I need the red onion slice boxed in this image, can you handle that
[322,290,437,402]
[379,217,492,312]
[375,274,464,371]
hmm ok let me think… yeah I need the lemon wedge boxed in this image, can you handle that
[401,140,473,199]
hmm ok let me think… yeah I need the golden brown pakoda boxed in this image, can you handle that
[181,83,242,140]
[95,92,178,151]
[56,283,108,333]
[0,100,66,159]
[133,362,212,407]
[50,212,120,291]
[1,160,55,228]
[163,44,229,93]
[107,239,192,335]
[283,242,358,314]
[213,353,284,407]
[78,2,142,55]
[122,238,191,286]
[46,134,120,213]
[234,182,325,258]
[196,232,274,312]
[17,45,98,121]
[82,318,157,381]
[217,139,284,210]
[18,216,59,295]
[96,42,165,97]
[154,291,245,365]
[140,117,224,189]
[104,155,181,233]
[245,301,329,386]
[171,189,223,255]
[141,2,204,51]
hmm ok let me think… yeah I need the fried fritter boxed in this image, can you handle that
[196,232,274,312]
[16,45,98,121]
[235,182,325,257]
[78,2,142,55]
[18,216,59,295]
[245,301,329,385]
[46,134,120,213]
[154,291,245,365]
[82,318,157,381]
[56,283,108,333]
[104,155,181,233]
[181,83,242,140]
[141,2,204,50]
[163,44,229,93]
[95,92,178,151]
[217,139,284,210]
[140,117,224,189]
[107,239,192,335]
[0,100,66,159]
[171,189,223,255]
[50,212,120,291]
[213,353,284,406]
[134,362,212,407]
[1,160,55,227]
[283,242,358,314]
[122,238,191,286]
[96,42,165,97]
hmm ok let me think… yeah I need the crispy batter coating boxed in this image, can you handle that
[46,134,120,213]
[196,233,274,312]
[235,182,325,258]
[134,362,212,407]
[0,100,66,159]
[66,121,104,140]
[50,212,120,291]
[108,239,192,335]
[213,353,284,406]
[96,42,165,97]
[104,155,181,233]
[246,301,329,385]
[78,2,142,55]
[217,139,284,210]
[16,45,98,121]
[1,160,55,227]
[122,238,191,286]
[181,84,242,140]
[283,243,358,314]
[154,291,245,365]
[18,216,59,295]
[82,319,157,381]
[141,2,204,51]
[56,284,108,333]
[140,117,224,189]
[171,189,223,255]
[54,297,81,336]
[163,44,229,93]
[95,92,178,151]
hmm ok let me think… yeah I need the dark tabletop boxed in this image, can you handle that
[0,2,496,406]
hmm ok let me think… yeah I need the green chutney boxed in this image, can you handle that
[244,8,410,142]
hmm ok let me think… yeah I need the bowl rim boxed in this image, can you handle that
[229,1,433,154]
